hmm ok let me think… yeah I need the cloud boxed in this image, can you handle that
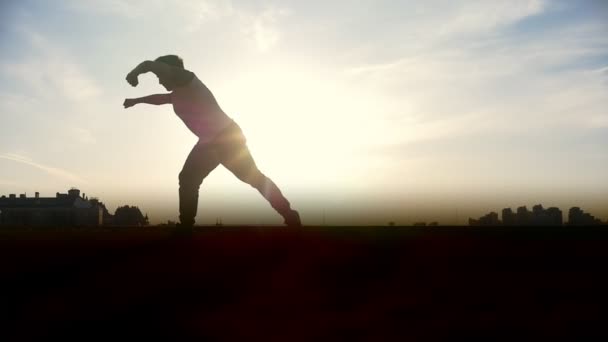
[175,1,235,32]
[0,91,38,112]
[0,153,88,184]
[243,7,290,52]
[343,13,608,140]
[437,0,547,36]
[0,28,101,104]
[67,0,233,24]
[66,0,290,52]
[66,0,146,18]
[330,13,608,185]
[178,2,291,51]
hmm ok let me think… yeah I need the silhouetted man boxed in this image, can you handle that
[123,55,301,229]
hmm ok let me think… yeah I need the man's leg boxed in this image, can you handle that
[218,125,301,226]
[178,142,220,227]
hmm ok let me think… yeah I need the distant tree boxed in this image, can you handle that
[114,205,149,226]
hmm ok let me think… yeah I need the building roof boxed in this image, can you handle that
[0,191,94,209]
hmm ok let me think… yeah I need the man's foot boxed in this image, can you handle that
[171,223,194,238]
[284,210,302,227]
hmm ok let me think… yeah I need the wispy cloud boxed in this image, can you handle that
[343,11,608,145]
[437,0,547,36]
[0,91,38,112]
[243,7,290,52]
[66,0,145,18]
[175,1,235,32]
[176,1,291,52]
[0,153,88,184]
[0,28,101,104]
[67,0,290,52]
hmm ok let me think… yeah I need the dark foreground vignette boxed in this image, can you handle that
[1,226,608,340]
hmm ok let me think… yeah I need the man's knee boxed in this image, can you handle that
[241,170,266,189]
[179,169,203,189]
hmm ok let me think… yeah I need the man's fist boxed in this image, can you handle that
[126,72,139,87]
[123,98,137,108]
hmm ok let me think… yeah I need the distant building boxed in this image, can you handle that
[530,204,551,226]
[89,198,114,225]
[516,206,530,225]
[545,207,563,226]
[470,204,598,227]
[502,208,516,226]
[568,207,602,226]
[0,188,105,227]
[469,212,501,226]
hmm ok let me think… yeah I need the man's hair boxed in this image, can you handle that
[155,55,184,69]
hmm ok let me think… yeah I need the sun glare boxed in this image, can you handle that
[217,65,390,186]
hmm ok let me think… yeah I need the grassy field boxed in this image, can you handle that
[2,226,607,340]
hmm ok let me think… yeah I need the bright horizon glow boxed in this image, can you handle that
[1,1,607,225]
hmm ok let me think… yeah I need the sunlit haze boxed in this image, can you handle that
[1,0,607,225]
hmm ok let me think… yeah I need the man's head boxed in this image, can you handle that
[155,55,184,91]
[155,55,184,69]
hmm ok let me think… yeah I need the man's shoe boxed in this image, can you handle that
[284,210,302,227]
[172,223,194,238]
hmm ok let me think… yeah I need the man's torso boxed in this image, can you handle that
[171,74,233,143]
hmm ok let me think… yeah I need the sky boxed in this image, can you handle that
[1,0,607,225]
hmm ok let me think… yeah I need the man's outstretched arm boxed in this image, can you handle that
[123,94,172,108]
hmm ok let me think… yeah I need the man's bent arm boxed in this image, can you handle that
[127,60,192,85]
[130,61,171,79]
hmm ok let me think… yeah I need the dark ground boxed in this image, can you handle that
[2,226,608,340]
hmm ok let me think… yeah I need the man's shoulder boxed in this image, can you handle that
[174,69,195,87]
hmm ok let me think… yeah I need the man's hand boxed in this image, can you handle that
[123,98,137,108]
[126,71,139,87]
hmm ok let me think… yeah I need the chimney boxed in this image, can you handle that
[35,192,40,199]
[19,194,26,199]
[9,194,16,199]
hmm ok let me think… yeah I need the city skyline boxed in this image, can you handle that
[1,1,607,225]
[1,187,606,226]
